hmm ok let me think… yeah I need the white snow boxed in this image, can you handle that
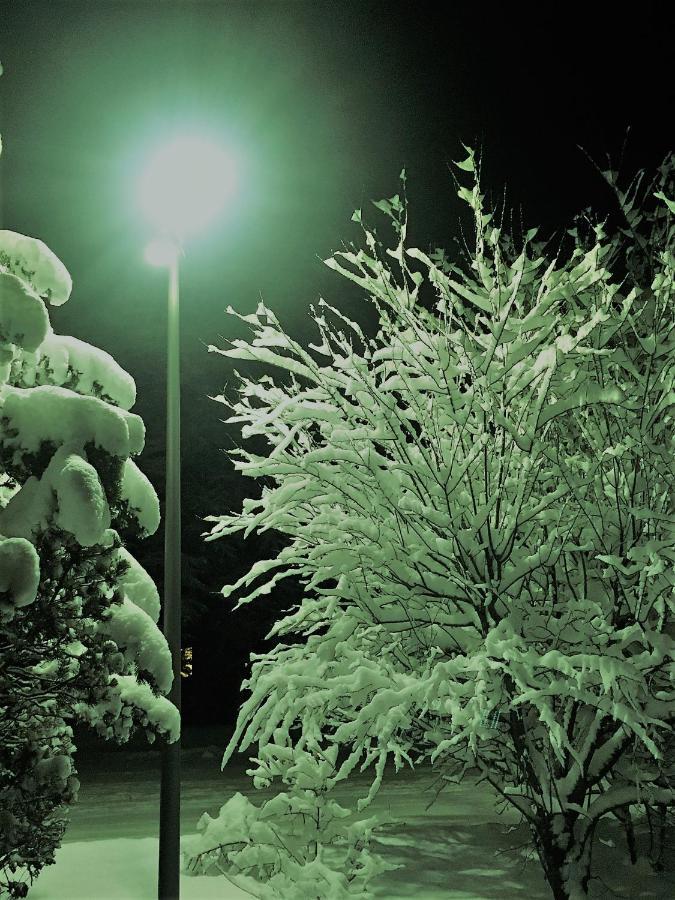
[0,384,145,459]
[51,449,111,546]
[0,474,52,539]
[29,838,251,899]
[30,658,60,677]
[0,533,40,617]
[115,546,161,622]
[120,459,160,535]
[99,598,173,693]
[74,676,179,744]
[0,345,13,385]
[0,271,50,352]
[26,757,673,900]
[0,447,111,546]
[16,332,137,409]
[0,229,72,305]
[116,675,180,741]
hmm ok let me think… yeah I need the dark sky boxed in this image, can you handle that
[1,0,673,723]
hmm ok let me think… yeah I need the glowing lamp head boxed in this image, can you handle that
[144,236,180,268]
[138,135,235,239]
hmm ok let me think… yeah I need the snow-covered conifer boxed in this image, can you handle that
[0,148,178,896]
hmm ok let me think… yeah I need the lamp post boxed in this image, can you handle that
[140,135,234,900]
[159,238,181,900]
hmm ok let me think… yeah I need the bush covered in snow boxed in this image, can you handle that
[193,149,674,899]
[184,736,399,899]
[0,168,178,896]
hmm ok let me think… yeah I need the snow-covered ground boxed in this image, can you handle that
[30,838,251,899]
[28,737,674,899]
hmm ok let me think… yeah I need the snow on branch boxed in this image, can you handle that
[0,229,72,306]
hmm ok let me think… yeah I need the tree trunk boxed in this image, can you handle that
[614,806,637,864]
[647,802,669,871]
[532,813,593,900]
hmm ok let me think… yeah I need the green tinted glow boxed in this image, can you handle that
[144,235,180,267]
[138,135,235,238]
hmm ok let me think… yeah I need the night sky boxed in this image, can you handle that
[1,0,673,726]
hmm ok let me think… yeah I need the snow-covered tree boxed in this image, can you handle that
[193,149,673,898]
[184,736,398,899]
[0,224,179,893]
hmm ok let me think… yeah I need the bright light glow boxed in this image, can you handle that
[138,135,235,238]
[144,236,180,268]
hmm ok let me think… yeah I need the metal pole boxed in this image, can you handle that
[159,250,181,899]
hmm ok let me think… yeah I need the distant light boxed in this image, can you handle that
[144,236,180,267]
[138,135,235,238]
[181,646,193,679]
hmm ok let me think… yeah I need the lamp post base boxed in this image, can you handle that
[158,737,181,899]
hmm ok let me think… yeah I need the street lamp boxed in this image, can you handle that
[139,134,234,900]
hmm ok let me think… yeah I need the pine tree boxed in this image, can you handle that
[0,206,179,894]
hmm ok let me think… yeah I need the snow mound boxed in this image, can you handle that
[0,447,110,546]
[0,474,52,539]
[0,385,145,460]
[99,598,172,693]
[30,837,252,899]
[75,675,179,744]
[16,332,137,409]
[120,460,160,535]
[51,450,111,546]
[115,547,160,622]
[0,534,40,618]
[0,229,72,305]
[0,271,50,352]
[116,675,179,741]
[0,345,12,385]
